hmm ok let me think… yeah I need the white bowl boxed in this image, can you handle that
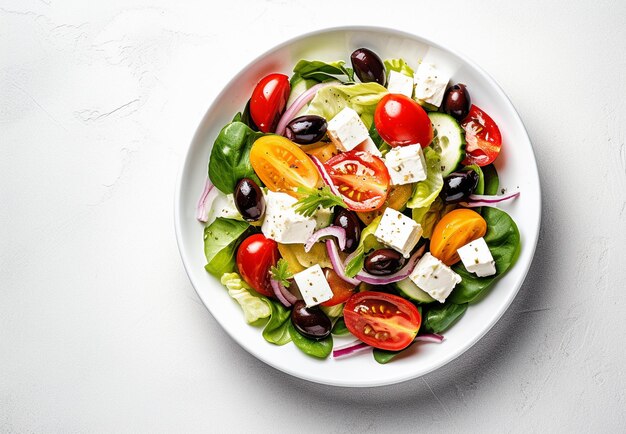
[174,26,541,387]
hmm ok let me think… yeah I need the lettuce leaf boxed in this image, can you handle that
[221,273,271,324]
[291,59,354,84]
[204,218,251,276]
[407,147,444,209]
[384,58,414,78]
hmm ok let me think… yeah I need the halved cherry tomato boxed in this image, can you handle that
[321,268,356,307]
[250,73,290,133]
[356,183,414,225]
[236,234,280,297]
[344,291,421,351]
[324,150,390,211]
[250,136,321,197]
[461,105,502,166]
[430,208,487,265]
[300,142,339,163]
[374,94,433,148]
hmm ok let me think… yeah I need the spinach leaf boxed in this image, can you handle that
[423,303,468,333]
[262,299,292,345]
[288,322,333,359]
[331,318,349,336]
[292,59,353,84]
[204,218,250,276]
[463,164,485,195]
[482,164,499,195]
[373,347,401,364]
[208,121,264,194]
[450,207,521,303]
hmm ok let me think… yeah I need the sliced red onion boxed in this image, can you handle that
[275,82,338,136]
[310,156,342,197]
[332,334,444,359]
[326,240,360,286]
[332,340,370,358]
[270,278,297,307]
[305,226,346,252]
[460,190,520,208]
[355,245,426,285]
[196,178,218,222]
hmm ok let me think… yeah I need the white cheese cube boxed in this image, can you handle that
[354,137,382,157]
[326,107,370,152]
[409,253,461,303]
[374,208,423,258]
[413,63,450,108]
[261,191,316,244]
[293,264,333,307]
[457,237,496,277]
[383,143,427,185]
[387,70,414,98]
[206,193,243,225]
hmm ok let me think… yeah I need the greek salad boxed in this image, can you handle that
[197,47,520,363]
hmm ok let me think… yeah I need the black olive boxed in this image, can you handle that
[284,115,327,145]
[441,170,480,203]
[290,301,332,340]
[333,209,361,253]
[442,83,471,121]
[364,249,406,275]
[234,178,265,221]
[350,48,386,85]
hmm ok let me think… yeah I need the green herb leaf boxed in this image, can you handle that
[423,303,468,333]
[293,185,346,217]
[288,322,333,359]
[203,218,251,276]
[262,299,292,345]
[270,258,293,288]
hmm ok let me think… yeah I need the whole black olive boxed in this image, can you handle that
[364,249,406,276]
[291,301,332,340]
[333,209,361,253]
[284,115,327,144]
[350,48,386,85]
[234,178,265,221]
[441,170,480,203]
[442,83,471,121]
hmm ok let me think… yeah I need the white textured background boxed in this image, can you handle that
[1,0,625,432]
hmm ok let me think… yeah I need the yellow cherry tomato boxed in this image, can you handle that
[430,209,487,265]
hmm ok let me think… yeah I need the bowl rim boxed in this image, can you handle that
[174,25,542,387]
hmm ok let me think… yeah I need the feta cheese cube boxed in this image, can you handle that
[354,137,382,157]
[383,143,427,185]
[293,264,333,307]
[374,208,423,258]
[326,107,370,152]
[206,193,243,225]
[413,62,450,108]
[409,253,461,303]
[261,191,316,244]
[457,237,496,277]
[387,70,414,98]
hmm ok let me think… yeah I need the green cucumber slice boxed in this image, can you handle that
[396,278,435,303]
[428,112,465,177]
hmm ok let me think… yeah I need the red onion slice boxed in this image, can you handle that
[196,178,218,222]
[275,82,338,136]
[310,156,342,197]
[415,333,445,343]
[325,240,360,286]
[270,278,297,307]
[460,190,520,208]
[355,245,426,285]
[332,333,444,359]
[305,226,347,252]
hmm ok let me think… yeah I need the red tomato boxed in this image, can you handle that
[250,73,290,133]
[236,234,280,297]
[344,291,421,351]
[461,105,502,166]
[374,94,433,148]
[321,268,357,307]
[323,150,390,211]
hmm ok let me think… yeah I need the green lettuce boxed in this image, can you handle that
[203,218,251,276]
[384,58,414,78]
[291,59,354,84]
[407,147,444,209]
[221,273,271,324]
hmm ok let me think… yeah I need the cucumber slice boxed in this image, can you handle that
[428,112,465,176]
[396,278,435,303]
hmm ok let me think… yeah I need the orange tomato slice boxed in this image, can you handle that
[430,209,487,265]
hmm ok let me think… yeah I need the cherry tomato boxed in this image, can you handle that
[374,94,433,148]
[461,105,502,166]
[250,136,321,197]
[300,142,339,163]
[249,73,290,133]
[344,291,421,351]
[430,209,487,265]
[236,234,280,297]
[321,268,357,307]
[324,150,390,211]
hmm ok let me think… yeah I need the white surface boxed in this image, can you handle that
[1,0,625,431]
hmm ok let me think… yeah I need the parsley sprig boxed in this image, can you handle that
[293,185,346,217]
[270,259,293,288]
